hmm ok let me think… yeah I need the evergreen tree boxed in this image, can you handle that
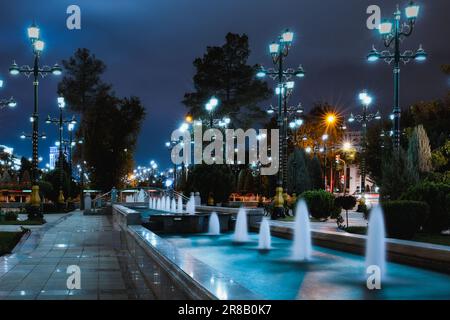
[287,148,311,194]
[407,125,432,181]
[58,49,146,191]
[183,33,271,128]
[380,149,412,200]
[309,155,323,190]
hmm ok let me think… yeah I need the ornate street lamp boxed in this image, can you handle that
[367,2,425,152]
[0,79,17,110]
[348,91,381,194]
[9,23,62,215]
[257,29,306,219]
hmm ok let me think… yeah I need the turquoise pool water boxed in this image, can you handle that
[162,233,450,300]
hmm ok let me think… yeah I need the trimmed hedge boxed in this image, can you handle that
[381,201,429,240]
[301,190,336,220]
[401,182,450,233]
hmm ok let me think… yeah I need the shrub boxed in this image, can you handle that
[381,201,430,240]
[42,203,58,213]
[4,211,18,221]
[335,196,357,212]
[401,182,450,232]
[335,196,357,227]
[301,190,336,220]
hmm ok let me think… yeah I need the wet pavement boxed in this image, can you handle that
[0,211,155,300]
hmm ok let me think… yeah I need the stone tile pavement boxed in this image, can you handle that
[0,211,156,300]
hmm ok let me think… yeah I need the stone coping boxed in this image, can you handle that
[262,223,450,274]
[196,205,264,215]
[128,225,260,300]
[113,204,260,300]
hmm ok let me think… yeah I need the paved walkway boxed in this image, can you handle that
[0,211,155,300]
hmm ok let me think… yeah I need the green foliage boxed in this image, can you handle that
[287,148,311,194]
[4,211,18,222]
[41,169,70,203]
[0,231,26,256]
[407,125,432,183]
[401,182,450,233]
[301,190,336,220]
[431,139,450,173]
[381,201,430,240]
[185,164,234,204]
[183,33,271,129]
[335,196,357,211]
[309,156,323,190]
[380,149,412,201]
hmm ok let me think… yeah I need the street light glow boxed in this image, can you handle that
[33,40,45,52]
[343,141,352,151]
[325,113,336,125]
[27,24,40,40]
[281,30,294,44]
[378,21,393,35]
[269,42,280,55]
[405,2,420,19]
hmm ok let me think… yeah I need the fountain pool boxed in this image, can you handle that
[162,232,450,300]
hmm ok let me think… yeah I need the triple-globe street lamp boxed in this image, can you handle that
[257,29,305,218]
[9,23,62,213]
[348,91,381,194]
[367,1,426,152]
[45,97,76,205]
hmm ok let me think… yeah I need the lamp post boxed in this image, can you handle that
[45,97,76,205]
[257,29,305,219]
[0,97,17,110]
[367,1,425,152]
[9,23,62,213]
[0,80,17,110]
[348,91,381,194]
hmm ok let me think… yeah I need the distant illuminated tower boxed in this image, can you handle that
[49,146,58,170]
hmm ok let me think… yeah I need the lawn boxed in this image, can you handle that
[0,232,26,256]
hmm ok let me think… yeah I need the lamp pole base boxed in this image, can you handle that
[28,185,42,221]
[272,186,285,220]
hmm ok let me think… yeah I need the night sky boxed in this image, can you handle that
[0,0,449,169]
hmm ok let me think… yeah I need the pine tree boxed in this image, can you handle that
[308,155,323,190]
[183,33,271,128]
[407,125,432,182]
[287,148,311,194]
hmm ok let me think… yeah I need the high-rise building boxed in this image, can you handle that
[49,146,58,170]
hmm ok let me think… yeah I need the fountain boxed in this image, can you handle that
[162,196,167,211]
[156,198,160,211]
[177,196,183,213]
[208,212,220,235]
[171,198,176,213]
[233,208,249,242]
[165,196,171,212]
[365,205,386,276]
[258,218,271,250]
[186,195,196,215]
[292,200,312,261]
[137,189,146,202]
[149,197,152,209]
